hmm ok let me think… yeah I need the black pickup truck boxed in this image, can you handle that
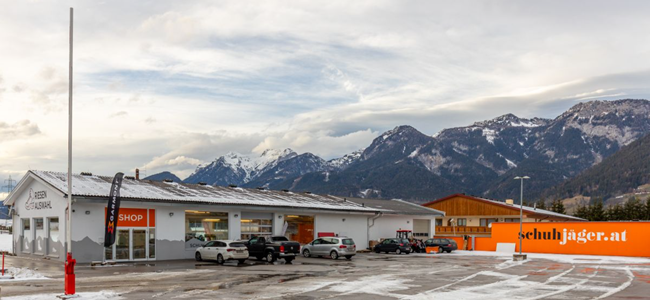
[244,236,301,263]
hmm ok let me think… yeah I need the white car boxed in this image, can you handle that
[195,240,249,264]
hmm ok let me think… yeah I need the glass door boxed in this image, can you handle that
[132,229,147,260]
[115,229,131,260]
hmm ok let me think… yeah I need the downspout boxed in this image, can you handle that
[367,211,383,250]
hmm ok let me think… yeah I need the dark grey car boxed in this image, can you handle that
[301,237,356,260]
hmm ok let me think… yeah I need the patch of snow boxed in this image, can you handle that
[3,291,123,300]
[482,128,497,145]
[0,267,48,281]
[0,233,12,252]
[505,159,517,168]
[450,250,650,264]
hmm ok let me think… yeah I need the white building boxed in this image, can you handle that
[4,171,443,262]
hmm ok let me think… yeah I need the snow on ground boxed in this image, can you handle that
[3,291,122,300]
[446,250,650,264]
[0,232,12,252]
[0,267,49,281]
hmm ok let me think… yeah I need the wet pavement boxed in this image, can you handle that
[2,251,650,299]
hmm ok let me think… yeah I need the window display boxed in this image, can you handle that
[185,211,228,249]
[240,219,272,240]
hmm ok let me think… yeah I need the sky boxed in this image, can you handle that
[2,1,650,184]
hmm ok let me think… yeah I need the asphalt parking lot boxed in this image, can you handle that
[2,251,650,299]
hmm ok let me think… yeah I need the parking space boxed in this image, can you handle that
[2,251,650,299]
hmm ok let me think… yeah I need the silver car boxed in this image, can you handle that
[301,237,356,260]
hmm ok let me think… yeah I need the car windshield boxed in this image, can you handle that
[272,236,289,242]
[229,242,246,248]
[342,239,354,245]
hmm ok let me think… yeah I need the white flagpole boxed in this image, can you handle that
[66,6,73,259]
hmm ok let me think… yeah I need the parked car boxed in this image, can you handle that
[243,236,301,263]
[424,238,458,253]
[302,237,356,260]
[195,240,249,264]
[373,238,411,254]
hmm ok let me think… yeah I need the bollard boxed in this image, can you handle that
[2,251,4,276]
[64,252,76,295]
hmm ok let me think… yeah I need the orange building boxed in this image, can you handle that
[422,194,584,237]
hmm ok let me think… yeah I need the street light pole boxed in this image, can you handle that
[514,176,529,257]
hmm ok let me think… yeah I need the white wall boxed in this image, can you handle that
[314,214,368,249]
[369,215,437,243]
[12,179,67,260]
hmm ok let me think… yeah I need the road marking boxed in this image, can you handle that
[591,267,634,300]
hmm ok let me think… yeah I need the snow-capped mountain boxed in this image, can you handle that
[184,148,297,186]
[180,99,650,202]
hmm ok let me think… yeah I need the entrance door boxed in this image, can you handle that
[115,229,130,260]
[132,229,147,260]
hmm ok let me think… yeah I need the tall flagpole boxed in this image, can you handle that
[67,6,73,257]
[65,7,77,296]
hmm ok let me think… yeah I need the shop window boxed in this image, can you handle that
[283,215,314,244]
[149,229,156,259]
[240,219,272,240]
[34,218,44,254]
[22,218,31,253]
[48,217,59,256]
[480,218,498,227]
[185,211,229,249]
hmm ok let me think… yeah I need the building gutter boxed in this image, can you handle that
[367,212,383,249]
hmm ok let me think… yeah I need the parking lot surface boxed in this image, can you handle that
[2,251,650,299]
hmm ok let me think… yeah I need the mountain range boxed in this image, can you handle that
[149,99,650,203]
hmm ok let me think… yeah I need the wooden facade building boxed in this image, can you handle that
[422,194,584,237]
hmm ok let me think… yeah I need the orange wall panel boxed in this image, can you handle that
[473,222,650,257]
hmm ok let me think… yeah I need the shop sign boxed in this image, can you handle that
[518,228,627,245]
[475,222,649,257]
[25,188,52,210]
[104,208,153,227]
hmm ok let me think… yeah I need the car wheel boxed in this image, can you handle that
[396,248,402,255]
[284,257,294,263]
[374,247,380,253]
[238,259,246,264]
[330,250,339,260]
[345,255,353,260]
[216,254,225,264]
[437,247,443,254]
[446,250,452,253]
[266,251,277,263]
[195,252,202,261]
[303,249,311,258]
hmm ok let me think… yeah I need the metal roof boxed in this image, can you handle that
[422,193,584,221]
[5,171,378,213]
[345,197,444,216]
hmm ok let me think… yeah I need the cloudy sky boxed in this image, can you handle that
[2,0,650,186]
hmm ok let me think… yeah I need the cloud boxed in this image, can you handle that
[2,1,650,180]
[0,120,41,141]
[109,111,128,118]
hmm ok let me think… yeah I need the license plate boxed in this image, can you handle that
[236,250,244,253]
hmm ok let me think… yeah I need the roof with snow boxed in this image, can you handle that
[422,193,585,221]
[4,171,379,213]
[346,197,444,216]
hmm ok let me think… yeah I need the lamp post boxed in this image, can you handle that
[513,176,529,260]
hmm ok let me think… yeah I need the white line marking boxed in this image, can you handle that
[591,267,634,300]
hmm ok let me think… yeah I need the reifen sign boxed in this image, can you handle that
[475,222,650,257]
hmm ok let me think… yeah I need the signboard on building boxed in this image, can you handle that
[474,222,650,257]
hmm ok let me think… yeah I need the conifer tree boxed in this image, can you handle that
[589,198,606,221]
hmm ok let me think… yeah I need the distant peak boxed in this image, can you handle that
[471,113,549,128]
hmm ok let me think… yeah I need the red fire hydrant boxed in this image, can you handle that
[64,252,76,295]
